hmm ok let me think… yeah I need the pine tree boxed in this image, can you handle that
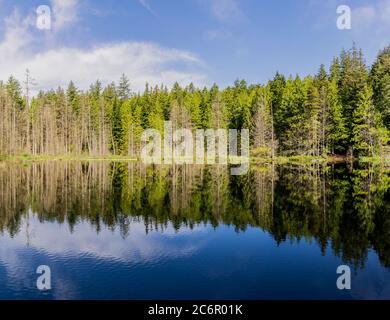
[269,72,286,138]
[147,87,165,133]
[184,83,202,128]
[200,85,214,128]
[120,96,143,157]
[305,77,321,156]
[67,81,80,113]
[315,65,329,155]
[278,76,307,155]
[117,74,131,101]
[326,79,348,154]
[251,85,274,157]
[102,83,120,154]
[6,76,24,110]
[329,57,341,83]
[316,64,328,85]
[351,84,386,157]
[210,92,227,129]
[54,87,67,154]
[6,76,24,154]
[229,80,251,129]
[370,45,390,130]
[339,45,369,152]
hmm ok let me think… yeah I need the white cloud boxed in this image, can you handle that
[348,0,390,50]
[10,42,206,93]
[352,0,390,30]
[138,0,156,16]
[208,0,246,23]
[0,9,35,54]
[51,0,79,31]
[378,0,390,21]
[0,8,207,93]
[353,5,377,27]
[205,29,232,40]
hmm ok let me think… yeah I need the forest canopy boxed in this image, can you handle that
[0,45,389,159]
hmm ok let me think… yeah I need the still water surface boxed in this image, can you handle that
[0,161,389,299]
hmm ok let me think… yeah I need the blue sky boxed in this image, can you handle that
[0,0,389,92]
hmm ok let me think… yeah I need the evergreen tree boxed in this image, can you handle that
[305,77,321,156]
[351,84,386,157]
[339,46,369,151]
[6,76,24,109]
[251,85,274,157]
[147,86,165,133]
[184,83,203,128]
[269,72,286,138]
[326,79,348,154]
[370,45,390,130]
[117,74,131,101]
[329,57,341,83]
[278,76,308,155]
[66,81,80,113]
[314,65,329,155]
[210,91,228,129]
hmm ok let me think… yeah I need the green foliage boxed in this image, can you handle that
[1,45,389,159]
[117,74,131,101]
[6,76,24,109]
[338,46,369,145]
[351,85,388,157]
[326,79,348,153]
[269,72,286,138]
[67,81,80,113]
[370,45,390,130]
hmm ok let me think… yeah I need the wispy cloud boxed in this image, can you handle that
[205,0,246,23]
[353,5,376,26]
[51,0,79,31]
[309,0,390,51]
[204,29,232,40]
[138,0,156,16]
[0,9,35,59]
[352,0,390,28]
[351,0,390,47]
[0,6,207,93]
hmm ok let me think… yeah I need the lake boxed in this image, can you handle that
[0,161,389,299]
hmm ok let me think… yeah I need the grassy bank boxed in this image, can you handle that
[0,154,138,162]
[0,153,366,164]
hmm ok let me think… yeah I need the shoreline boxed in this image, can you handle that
[0,154,388,165]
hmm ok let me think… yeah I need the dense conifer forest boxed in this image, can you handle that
[1,45,389,159]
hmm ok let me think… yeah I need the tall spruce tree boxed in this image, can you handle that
[351,84,386,157]
[117,74,131,102]
[370,45,390,130]
[305,77,321,156]
[339,46,369,154]
[251,85,274,157]
[269,72,286,138]
[326,79,348,154]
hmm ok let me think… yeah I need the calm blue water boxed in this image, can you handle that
[0,162,389,299]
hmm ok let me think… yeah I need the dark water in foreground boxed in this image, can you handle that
[0,161,389,300]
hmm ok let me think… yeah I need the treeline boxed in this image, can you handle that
[0,45,389,158]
